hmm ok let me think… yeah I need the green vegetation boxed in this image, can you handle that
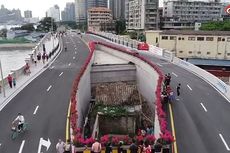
[0,28,7,38]
[20,23,35,32]
[115,19,126,35]
[0,37,31,44]
[36,17,57,32]
[200,21,230,31]
[93,103,128,117]
[59,21,77,29]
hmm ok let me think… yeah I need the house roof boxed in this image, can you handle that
[188,58,230,67]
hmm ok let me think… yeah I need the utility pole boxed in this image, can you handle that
[0,60,6,97]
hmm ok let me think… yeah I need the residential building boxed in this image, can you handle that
[75,0,87,24]
[161,0,222,30]
[0,5,23,24]
[62,2,75,21]
[24,10,32,18]
[46,5,60,22]
[125,0,159,31]
[87,7,112,31]
[109,0,125,19]
[145,30,230,60]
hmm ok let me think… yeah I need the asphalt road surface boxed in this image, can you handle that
[0,32,89,153]
[85,34,230,153]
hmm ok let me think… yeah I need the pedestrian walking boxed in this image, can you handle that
[13,77,16,88]
[129,139,138,153]
[56,139,65,153]
[154,141,162,153]
[105,142,112,153]
[64,139,71,153]
[176,83,181,96]
[91,139,101,153]
[7,74,13,88]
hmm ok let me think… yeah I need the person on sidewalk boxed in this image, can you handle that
[7,74,13,88]
[92,139,101,153]
[56,139,65,153]
[176,83,181,96]
[13,77,16,88]
[129,139,138,153]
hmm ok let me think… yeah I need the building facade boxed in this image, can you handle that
[46,5,60,22]
[24,10,32,18]
[62,2,75,21]
[75,0,87,24]
[109,0,125,19]
[162,0,222,30]
[88,7,112,31]
[125,0,159,30]
[87,0,108,9]
[146,30,230,60]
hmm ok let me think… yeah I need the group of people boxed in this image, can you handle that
[56,139,71,153]
[36,51,50,64]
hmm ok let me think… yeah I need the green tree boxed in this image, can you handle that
[20,23,35,32]
[200,21,230,31]
[0,28,7,38]
[115,19,126,35]
[36,17,57,32]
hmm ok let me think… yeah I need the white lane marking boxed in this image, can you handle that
[33,106,39,115]
[187,84,192,91]
[73,57,76,59]
[156,63,162,67]
[75,51,77,54]
[219,134,230,151]
[75,48,77,50]
[0,143,1,147]
[176,98,180,101]
[46,85,52,92]
[200,103,207,112]
[172,72,178,77]
[19,140,25,153]
[59,72,63,77]
[68,63,71,66]
[50,66,55,69]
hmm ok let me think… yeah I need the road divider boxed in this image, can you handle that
[33,106,39,115]
[169,104,178,153]
[19,140,25,153]
[46,85,52,92]
[219,133,230,151]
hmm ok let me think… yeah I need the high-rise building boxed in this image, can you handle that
[161,0,222,30]
[125,0,159,30]
[87,0,108,9]
[109,0,125,19]
[88,7,112,31]
[24,10,32,18]
[75,0,87,24]
[46,5,60,22]
[62,2,75,21]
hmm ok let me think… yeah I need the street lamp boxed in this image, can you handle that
[0,60,6,97]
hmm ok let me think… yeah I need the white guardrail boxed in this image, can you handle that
[90,31,230,102]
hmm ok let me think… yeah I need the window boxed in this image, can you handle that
[197,51,201,54]
[227,37,230,42]
[222,38,225,41]
[197,37,204,41]
[206,37,213,41]
[170,36,176,40]
[188,51,192,54]
[178,37,181,40]
[207,52,210,55]
[218,37,221,41]
[179,51,183,53]
[156,37,158,43]
[188,37,195,41]
[182,37,185,40]
[218,53,222,55]
[162,36,168,40]
[227,53,230,56]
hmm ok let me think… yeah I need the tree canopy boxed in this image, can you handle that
[36,17,57,32]
[115,19,126,35]
[200,21,230,31]
[20,23,35,32]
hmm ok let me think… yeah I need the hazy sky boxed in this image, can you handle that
[0,0,75,19]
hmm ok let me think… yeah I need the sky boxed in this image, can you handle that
[0,0,75,19]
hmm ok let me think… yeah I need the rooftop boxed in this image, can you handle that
[88,7,111,12]
[160,30,230,36]
[188,58,230,67]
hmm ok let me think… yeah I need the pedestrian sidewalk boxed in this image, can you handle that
[0,36,61,111]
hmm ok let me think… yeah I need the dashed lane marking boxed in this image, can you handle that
[187,84,192,91]
[73,57,76,59]
[33,106,39,115]
[59,72,63,77]
[68,63,71,66]
[200,103,207,112]
[46,85,52,92]
[172,72,178,77]
[156,63,162,67]
[75,52,77,54]
[19,140,25,153]
[219,134,230,151]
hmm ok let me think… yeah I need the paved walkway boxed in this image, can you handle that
[0,36,61,111]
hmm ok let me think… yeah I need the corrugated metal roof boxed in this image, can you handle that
[188,58,230,67]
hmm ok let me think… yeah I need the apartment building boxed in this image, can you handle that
[87,7,112,31]
[162,0,222,29]
[146,30,230,60]
[125,0,159,30]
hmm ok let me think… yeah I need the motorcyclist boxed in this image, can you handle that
[12,113,25,132]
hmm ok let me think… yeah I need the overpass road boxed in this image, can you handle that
[0,32,89,152]
[85,34,230,153]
